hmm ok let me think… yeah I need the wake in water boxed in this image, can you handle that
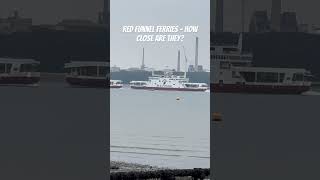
[302,90,320,96]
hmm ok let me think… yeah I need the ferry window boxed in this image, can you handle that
[219,80,224,85]
[240,72,255,82]
[293,73,303,81]
[0,63,5,73]
[257,72,278,83]
[98,66,107,77]
[80,66,97,76]
[20,63,40,72]
[229,55,240,60]
[304,75,312,82]
[279,73,285,82]
[220,62,230,69]
[6,64,12,73]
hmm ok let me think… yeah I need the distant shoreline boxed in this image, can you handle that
[110,161,161,173]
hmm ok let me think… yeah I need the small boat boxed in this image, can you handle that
[0,58,40,86]
[110,80,123,88]
[64,61,109,88]
[130,71,208,92]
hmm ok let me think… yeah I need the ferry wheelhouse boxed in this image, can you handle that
[211,34,312,94]
[64,61,109,88]
[0,58,40,85]
[130,71,208,92]
[110,80,123,88]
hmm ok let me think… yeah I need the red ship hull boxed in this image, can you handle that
[211,84,310,94]
[0,76,40,85]
[131,86,207,92]
[110,85,123,89]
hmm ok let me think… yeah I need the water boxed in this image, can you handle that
[0,82,107,180]
[212,91,320,180]
[111,88,210,169]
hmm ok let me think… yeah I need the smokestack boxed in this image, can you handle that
[141,47,145,70]
[241,0,245,32]
[177,50,181,72]
[271,0,281,32]
[104,0,110,25]
[195,37,199,72]
[210,0,215,32]
[215,0,224,32]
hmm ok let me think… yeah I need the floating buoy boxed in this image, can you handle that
[212,112,222,122]
[213,112,224,128]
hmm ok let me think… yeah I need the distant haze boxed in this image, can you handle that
[0,0,318,30]
[110,0,210,70]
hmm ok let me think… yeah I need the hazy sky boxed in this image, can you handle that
[110,0,210,70]
[1,0,318,68]
[0,0,318,29]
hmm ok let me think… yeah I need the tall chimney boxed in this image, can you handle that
[195,37,199,72]
[177,50,181,72]
[104,0,110,25]
[210,0,215,32]
[241,0,245,32]
[141,47,145,70]
[271,0,281,32]
[215,0,224,32]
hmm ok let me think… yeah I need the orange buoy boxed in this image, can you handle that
[212,112,222,122]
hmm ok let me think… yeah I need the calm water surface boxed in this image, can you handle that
[111,88,210,169]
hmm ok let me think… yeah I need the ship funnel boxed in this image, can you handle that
[141,47,145,70]
[238,33,243,53]
[195,37,199,72]
[177,50,181,72]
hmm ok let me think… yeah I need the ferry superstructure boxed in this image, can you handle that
[0,58,40,85]
[130,71,208,92]
[211,34,312,94]
[110,80,123,88]
[64,61,109,88]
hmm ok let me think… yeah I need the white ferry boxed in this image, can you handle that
[0,58,40,85]
[110,80,123,88]
[211,34,312,94]
[64,61,109,88]
[130,71,208,92]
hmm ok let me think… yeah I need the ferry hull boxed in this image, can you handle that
[211,84,310,94]
[131,86,207,92]
[66,77,107,88]
[110,85,123,89]
[0,76,40,85]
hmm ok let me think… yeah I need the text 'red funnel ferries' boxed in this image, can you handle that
[211,34,312,94]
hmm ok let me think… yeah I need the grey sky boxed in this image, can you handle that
[223,0,319,32]
[110,0,210,70]
[0,0,318,29]
[0,0,318,68]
